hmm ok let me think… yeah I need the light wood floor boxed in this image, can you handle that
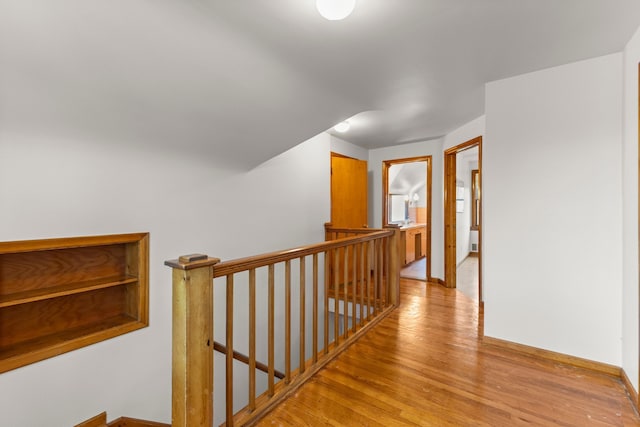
[257,279,639,426]
[400,257,427,281]
[456,255,479,301]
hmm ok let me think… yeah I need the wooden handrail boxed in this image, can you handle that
[166,226,401,427]
[324,223,375,234]
[213,341,285,380]
[211,229,393,278]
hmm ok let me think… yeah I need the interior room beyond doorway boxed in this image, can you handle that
[383,156,432,282]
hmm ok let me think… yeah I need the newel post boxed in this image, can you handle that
[384,225,401,306]
[165,254,220,427]
[324,222,333,241]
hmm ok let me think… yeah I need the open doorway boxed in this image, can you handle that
[444,137,482,302]
[382,156,432,281]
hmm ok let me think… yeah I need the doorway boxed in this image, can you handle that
[444,137,482,301]
[382,156,432,281]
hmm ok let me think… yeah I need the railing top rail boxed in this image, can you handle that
[213,229,393,278]
[325,226,380,234]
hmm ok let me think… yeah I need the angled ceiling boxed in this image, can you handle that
[389,162,427,195]
[2,1,640,169]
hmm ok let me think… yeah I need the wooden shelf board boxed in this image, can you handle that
[0,233,148,254]
[0,314,144,373]
[0,275,138,308]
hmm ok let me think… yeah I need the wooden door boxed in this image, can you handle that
[329,154,368,308]
[331,154,368,228]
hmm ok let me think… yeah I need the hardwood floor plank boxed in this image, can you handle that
[257,279,638,426]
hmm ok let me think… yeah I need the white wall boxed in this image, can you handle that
[443,116,486,151]
[330,135,368,161]
[622,25,640,393]
[0,131,332,426]
[368,139,444,280]
[484,53,624,365]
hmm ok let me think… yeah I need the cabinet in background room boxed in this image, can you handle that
[401,225,426,266]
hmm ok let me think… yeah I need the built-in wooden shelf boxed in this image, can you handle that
[0,233,149,373]
[0,275,138,308]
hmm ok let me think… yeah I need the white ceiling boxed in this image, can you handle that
[389,162,426,195]
[2,1,640,169]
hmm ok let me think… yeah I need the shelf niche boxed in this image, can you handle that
[0,233,149,373]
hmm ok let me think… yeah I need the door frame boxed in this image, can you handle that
[382,155,432,280]
[637,63,640,410]
[444,136,482,301]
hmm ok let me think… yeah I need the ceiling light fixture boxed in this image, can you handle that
[316,0,356,21]
[334,121,351,133]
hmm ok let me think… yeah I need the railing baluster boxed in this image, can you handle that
[313,253,318,363]
[385,237,390,307]
[384,225,400,307]
[385,236,397,305]
[299,256,306,374]
[248,269,256,412]
[324,250,329,355]
[268,264,275,397]
[333,249,340,344]
[352,243,357,333]
[366,241,372,321]
[359,243,364,327]
[226,274,234,425]
[373,240,378,316]
[342,245,348,339]
[285,260,291,384]
[378,239,383,311]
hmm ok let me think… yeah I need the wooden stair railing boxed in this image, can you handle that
[165,226,401,427]
[324,222,375,240]
[213,340,285,380]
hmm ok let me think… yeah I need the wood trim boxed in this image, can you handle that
[428,277,446,287]
[382,155,432,279]
[622,368,639,414]
[482,336,621,377]
[325,225,377,234]
[637,61,640,412]
[75,412,107,427]
[444,150,457,289]
[213,341,285,379]
[330,152,356,160]
[77,414,171,427]
[444,136,482,155]
[212,229,393,277]
[427,158,432,280]
[0,232,149,253]
[484,335,640,413]
[107,418,171,427]
[478,142,482,301]
[164,255,220,270]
